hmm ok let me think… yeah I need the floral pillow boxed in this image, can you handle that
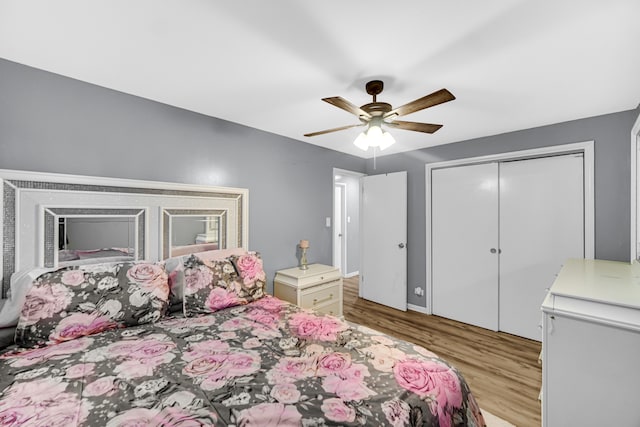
[229,252,266,291]
[14,262,169,348]
[182,253,265,317]
[162,249,248,313]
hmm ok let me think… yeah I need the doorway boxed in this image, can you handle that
[332,168,365,278]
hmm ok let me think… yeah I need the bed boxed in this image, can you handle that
[0,250,485,427]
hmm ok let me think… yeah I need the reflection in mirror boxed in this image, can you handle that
[163,209,226,258]
[43,207,146,267]
[58,217,136,263]
[171,216,220,246]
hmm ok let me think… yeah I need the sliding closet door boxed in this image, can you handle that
[499,154,584,341]
[432,163,499,330]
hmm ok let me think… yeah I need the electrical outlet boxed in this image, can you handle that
[414,287,424,296]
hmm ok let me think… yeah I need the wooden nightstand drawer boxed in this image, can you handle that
[300,281,340,308]
[314,300,341,317]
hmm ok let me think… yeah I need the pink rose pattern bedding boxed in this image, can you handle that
[182,254,266,317]
[0,295,485,426]
[14,262,169,348]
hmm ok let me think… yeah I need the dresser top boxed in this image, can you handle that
[548,258,640,309]
[275,263,339,279]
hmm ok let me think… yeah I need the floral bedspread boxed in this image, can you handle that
[0,296,485,426]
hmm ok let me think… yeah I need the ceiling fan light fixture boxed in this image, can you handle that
[353,124,396,151]
[378,128,396,151]
[353,131,370,151]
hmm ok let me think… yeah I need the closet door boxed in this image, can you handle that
[499,154,584,341]
[432,163,499,330]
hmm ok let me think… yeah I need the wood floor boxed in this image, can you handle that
[342,276,542,427]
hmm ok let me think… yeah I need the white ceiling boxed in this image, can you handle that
[1,0,639,159]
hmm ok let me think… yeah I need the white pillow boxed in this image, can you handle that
[0,267,51,328]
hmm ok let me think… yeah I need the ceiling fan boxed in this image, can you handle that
[304,80,455,151]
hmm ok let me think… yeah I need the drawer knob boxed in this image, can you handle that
[313,294,333,305]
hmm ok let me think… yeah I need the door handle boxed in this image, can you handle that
[398,243,405,249]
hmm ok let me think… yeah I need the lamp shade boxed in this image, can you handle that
[353,131,370,150]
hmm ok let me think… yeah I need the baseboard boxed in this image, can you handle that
[407,303,429,314]
[343,271,359,278]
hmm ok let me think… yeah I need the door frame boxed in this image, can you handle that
[332,168,365,277]
[630,112,640,261]
[425,141,595,314]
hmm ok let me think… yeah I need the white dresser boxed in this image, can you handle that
[274,264,343,317]
[541,259,640,427]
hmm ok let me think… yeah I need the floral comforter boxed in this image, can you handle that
[0,296,485,426]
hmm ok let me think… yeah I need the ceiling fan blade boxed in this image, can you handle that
[304,123,364,137]
[322,97,371,119]
[387,120,443,134]
[384,88,455,118]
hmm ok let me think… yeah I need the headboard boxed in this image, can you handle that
[0,169,248,299]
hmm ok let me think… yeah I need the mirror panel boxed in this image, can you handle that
[43,207,145,267]
[162,209,226,258]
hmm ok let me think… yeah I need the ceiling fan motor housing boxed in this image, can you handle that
[365,80,384,97]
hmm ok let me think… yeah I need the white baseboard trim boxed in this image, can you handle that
[343,271,359,278]
[407,303,429,314]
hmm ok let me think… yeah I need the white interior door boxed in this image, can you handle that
[360,171,407,311]
[431,163,500,330]
[499,154,584,340]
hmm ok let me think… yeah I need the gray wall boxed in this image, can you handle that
[2,58,638,309]
[367,108,639,307]
[0,58,367,292]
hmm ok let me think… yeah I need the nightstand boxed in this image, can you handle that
[274,264,343,317]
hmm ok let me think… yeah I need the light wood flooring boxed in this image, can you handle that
[342,276,542,427]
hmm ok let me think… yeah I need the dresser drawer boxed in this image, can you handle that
[300,281,341,308]
[274,264,342,289]
[314,300,341,317]
[292,269,342,289]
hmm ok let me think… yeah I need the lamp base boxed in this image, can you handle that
[299,248,308,270]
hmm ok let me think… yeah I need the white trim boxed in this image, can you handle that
[408,303,429,314]
[425,141,595,315]
[344,271,359,278]
[630,112,640,261]
[0,168,248,194]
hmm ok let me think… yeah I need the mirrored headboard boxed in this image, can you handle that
[0,169,248,299]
